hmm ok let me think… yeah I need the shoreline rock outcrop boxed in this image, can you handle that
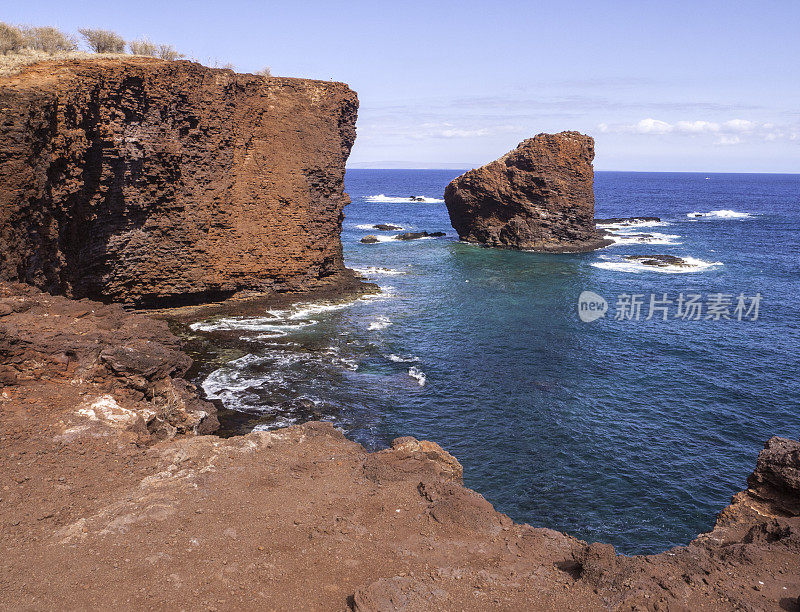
[0,281,217,439]
[0,57,360,307]
[444,132,612,252]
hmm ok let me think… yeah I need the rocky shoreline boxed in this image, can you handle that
[0,279,798,610]
[1,58,798,610]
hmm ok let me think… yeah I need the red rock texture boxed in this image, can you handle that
[444,131,612,252]
[0,281,217,439]
[0,57,359,306]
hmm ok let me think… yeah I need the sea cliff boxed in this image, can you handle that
[0,57,360,306]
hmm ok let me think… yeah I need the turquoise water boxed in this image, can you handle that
[193,170,800,554]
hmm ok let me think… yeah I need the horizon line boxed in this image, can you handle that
[346,167,800,175]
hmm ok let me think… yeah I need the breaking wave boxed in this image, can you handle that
[608,232,682,246]
[354,223,406,231]
[387,354,420,363]
[408,366,427,386]
[596,220,670,230]
[592,255,723,274]
[367,315,392,330]
[189,318,316,333]
[351,266,407,276]
[686,209,752,219]
[365,194,444,204]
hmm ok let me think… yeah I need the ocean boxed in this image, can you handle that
[189,170,800,555]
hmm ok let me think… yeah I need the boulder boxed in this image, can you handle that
[395,231,429,241]
[444,132,612,252]
[625,254,689,267]
[361,235,379,244]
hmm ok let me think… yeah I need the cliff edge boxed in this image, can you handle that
[0,57,359,306]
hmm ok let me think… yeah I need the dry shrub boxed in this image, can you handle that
[0,22,24,55]
[129,38,157,56]
[78,28,126,53]
[22,26,77,53]
[157,44,183,61]
[255,66,272,77]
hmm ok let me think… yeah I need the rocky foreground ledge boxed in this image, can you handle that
[0,281,798,610]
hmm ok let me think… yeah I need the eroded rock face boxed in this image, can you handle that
[444,131,611,252]
[0,57,358,306]
[747,436,800,515]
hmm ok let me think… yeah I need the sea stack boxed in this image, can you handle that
[444,131,612,252]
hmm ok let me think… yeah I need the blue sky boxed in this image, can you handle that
[6,0,799,171]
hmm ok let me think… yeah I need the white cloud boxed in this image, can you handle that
[438,128,490,138]
[716,135,742,146]
[634,118,673,134]
[723,119,757,132]
[675,120,720,133]
[599,118,799,146]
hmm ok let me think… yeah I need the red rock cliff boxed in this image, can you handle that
[0,57,359,306]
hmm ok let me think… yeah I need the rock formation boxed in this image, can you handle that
[0,57,359,306]
[444,131,612,252]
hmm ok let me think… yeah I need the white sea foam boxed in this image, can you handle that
[365,194,444,204]
[351,266,407,276]
[686,209,752,219]
[189,317,316,333]
[608,232,682,246]
[354,223,406,231]
[323,346,359,371]
[241,331,288,341]
[367,315,392,330]
[358,285,397,301]
[201,353,264,400]
[408,366,427,386]
[597,220,670,230]
[592,256,723,274]
[286,301,355,320]
[192,296,367,336]
[387,354,420,363]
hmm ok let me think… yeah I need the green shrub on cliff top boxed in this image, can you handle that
[0,23,24,55]
[22,26,78,53]
[79,28,126,53]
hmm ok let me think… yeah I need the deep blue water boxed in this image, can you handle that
[193,170,800,555]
